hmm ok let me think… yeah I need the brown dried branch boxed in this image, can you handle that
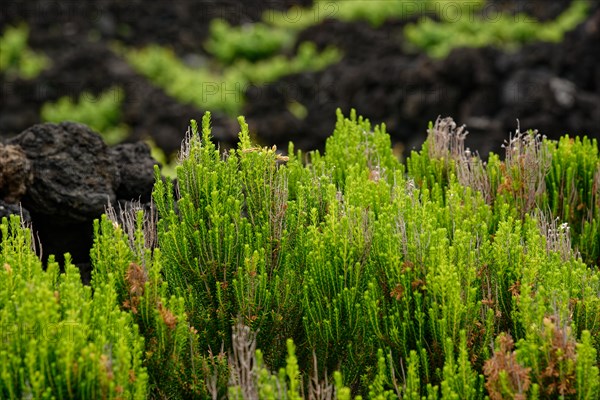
[501,124,551,216]
[105,199,158,260]
[484,333,531,400]
[157,302,177,330]
[533,210,578,262]
[427,116,468,161]
[122,262,148,314]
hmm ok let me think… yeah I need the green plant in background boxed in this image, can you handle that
[41,88,179,173]
[267,0,584,59]
[205,19,295,64]
[41,87,129,145]
[0,24,49,79]
[121,42,340,116]
[265,0,486,29]
[0,215,147,399]
[143,139,177,179]
[405,0,590,58]
[119,0,349,118]
[229,42,340,84]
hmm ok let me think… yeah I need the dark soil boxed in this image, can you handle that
[1,1,314,154]
[1,0,599,277]
[246,1,600,157]
[2,0,598,156]
[3,122,159,283]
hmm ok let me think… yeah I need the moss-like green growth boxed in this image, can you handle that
[546,136,600,266]
[0,216,147,399]
[120,42,340,116]
[0,24,49,79]
[148,110,599,397]
[405,0,590,58]
[205,19,295,64]
[41,87,129,145]
[265,0,485,29]
[263,0,590,59]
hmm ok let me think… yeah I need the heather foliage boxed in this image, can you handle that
[92,207,230,399]
[0,24,49,79]
[405,0,590,58]
[121,42,340,116]
[205,19,295,64]
[0,216,147,399]
[41,87,129,145]
[2,110,599,398]
[149,110,600,397]
[262,0,587,58]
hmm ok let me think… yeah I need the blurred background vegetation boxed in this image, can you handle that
[1,0,598,173]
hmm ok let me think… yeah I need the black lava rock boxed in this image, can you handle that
[109,141,159,203]
[0,143,33,203]
[0,200,31,223]
[7,122,120,223]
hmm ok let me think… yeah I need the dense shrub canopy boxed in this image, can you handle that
[1,110,599,398]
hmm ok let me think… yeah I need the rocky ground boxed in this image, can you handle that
[1,1,599,279]
[246,0,600,156]
[1,123,158,283]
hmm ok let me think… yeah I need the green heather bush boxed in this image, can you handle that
[0,216,147,399]
[41,87,129,145]
[91,205,230,398]
[0,24,49,79]
[262,0,589,60]
[265,0,485,30]
[205,19,295,64]
[405,0,590,58]
[1,110,599,398]
[121,43,340,116]
[546,136,600,266]
[148,110,600,397]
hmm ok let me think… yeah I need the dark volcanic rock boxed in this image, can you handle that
[0,143,33,203]
[8,122,120,223]
[109,141,159,202]
[0,200,31,223]
[246,5,600,158]
[28,211,94,283]
[1,121,167,283]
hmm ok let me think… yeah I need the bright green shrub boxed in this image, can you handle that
[92,205,230,399]
[2,108,599,398]
[120,44,236,114]
[324,109,402,189]
[546,135,600,266]
[121,43,340,116]
[205,19,295,64]
[148,109,599,397]
[0,215,147,399]
[265,0,485,29]
[0,24,49,79]
[407,117,600,267]
[229,42,340,84]
[41,87,129,145]
[152,114,310,369]
[405,0,590,58]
